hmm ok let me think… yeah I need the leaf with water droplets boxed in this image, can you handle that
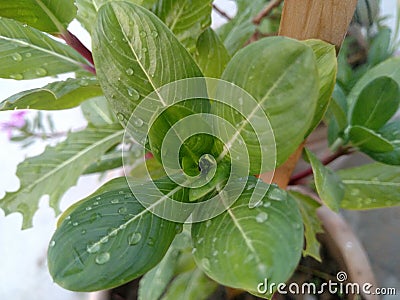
[0,125,123,229]
[0,0,76,33]
[289,191,323,262]
[0,18,91,80]
[338,162,400,209]
[48,176,187,291]
[191,177,303,297]
[305,149,345,212]
[0,78,102,111]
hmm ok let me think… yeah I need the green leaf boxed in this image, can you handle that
[48,177,184,292]
[217,0,266,55]
[193,28,230,78]
[83,150,123,174]
[350,76,400,130]
[368,27,392,67]
[348,125,394,153]
[326,85,348,146]
[75,0,146,34]
[221,37,319,166]
[305,149,345,212]
[0,125,123,229]
[92,1,203,120]
[0,0,76,33]
[192,178,303,297]
[161,268,218,300]
[154,0,212,53]
[303,39,337,136]
[0,18,90,80]
[0,78,102,110]
[339,163,400,209]
[362,121,400,165]
[81,96,118,126]
[290,191,323,262]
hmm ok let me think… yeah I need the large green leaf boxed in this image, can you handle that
[303,39,337,136]
[0,125,123,229]
[75,0,146,34]
[339,163,400,209]
[362,121,400,165]
[217,0,266,55]
[192,178,303,297]
[48,177,184,291]
[290,191,323,262]
[221,37,319,166]
[154,0,212,53]
[92,1,203,120]
[0,18,90,80]
[367,27,392,67]
[348,125,394,153]
[0,78,102,110]
[305,149,345,212]
[350,76,400,130]
[0,0,76,33]
[194,28,230,78]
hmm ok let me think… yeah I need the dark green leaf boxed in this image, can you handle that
[305,149,345,212]
[0,78,102,110]
[350,76,400,130]
[326,85,348,146]
[290,191,323,262]
[154,0,212,53]
[348,125,394,152]
[0,0,76,33]
[368,27,392,67]
[339,163,400,209]
[221,37,319,166]
[0,18,90,80]
[192,178,303,297]
[0,125,123,229]
[194,28,230,78]
[83,151,123,174]
[48,177,184,291]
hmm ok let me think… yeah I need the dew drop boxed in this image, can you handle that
[129,232,142,245]
[90,212,101,223]
[95,252,110,265]
[268,188,287,201]
[87,242,100,253]
[125,68,134,76]
[133,118,144,127]
[108,228,118,237]
[118,191,124,195]
[142,47,148,53]
[35,68,47,76]
[263,202,271,208]
[140,31,147,37]
[11,53,22,61]
[255,212,268,223]
[212,250,218,256]
[147,237,155,246]
[192,248,197,254]
[25,52,32,58]
[246,183,255,191]
[111,199,119,204]
[118,207,127,214]
[127,87,140,100]
[119,224,127,230]
[197,237,204,244]
[81,229,87,235]
[151,31,158,37]
[93,201,99,206]
[117,113,125,122]
[10,73,23,80]
[85,206,92,211]
[65,215,71,220]
[212,237,217,243]
[175,224,183,234]
[72,222,79,226]
[100,236,109,244]
[50,240,56,247]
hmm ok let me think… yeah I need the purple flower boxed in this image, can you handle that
[1,111,27,138]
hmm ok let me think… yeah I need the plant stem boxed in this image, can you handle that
[60,31,96,75]
[289,148,352,185]
[212,4,232,21]
[253,0,283,25]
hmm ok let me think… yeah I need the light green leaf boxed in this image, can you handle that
[0,18,90,80]
[339,163,400,209]
[48,177,184,292]
[217,0,266,55]
[303,39,337,136]
[194,28,230,78]
[368,27,392,67]
[221,37,319,166]
[92,1,203,121]
[290,191,323,262]
[305,149,345,212]
[81,96,118,126]
[192,178,303,297]
[362,121,400,165]
[0,125,123,229]
[348,125,394,153]
[0,78,102,110]
[161,268,218,300]
[0,0,76,33]
[75,0,146,34]
[350,76,400,130]
[154,0,212,53]
[83,150,123,174]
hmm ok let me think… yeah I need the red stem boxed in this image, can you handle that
[289,148,351,185]
[61,31,96,75]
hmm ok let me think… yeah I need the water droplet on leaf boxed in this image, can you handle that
[35,68,47,76]
[118,207,127,214]
[87,242,100,253]
[256,212,268,223]
[11,53,22,61]
[128,232,142,245]
[95,252,110,265]
[50,240,56,247]
[126,68,134,76]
